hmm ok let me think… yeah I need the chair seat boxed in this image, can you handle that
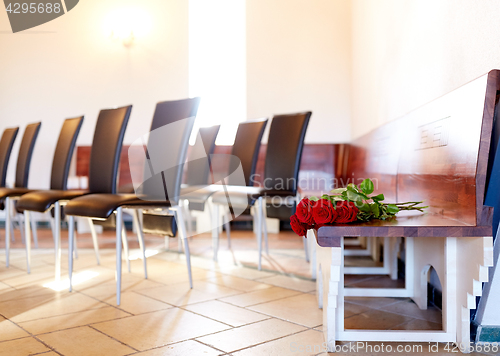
[0,187,35,202]
[211,187,296,208]
[64,193,173,219]
[16,190,88,213]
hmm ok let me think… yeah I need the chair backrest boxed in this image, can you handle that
[264,112,311,193]
[228,119,268,186]
[88,106,132,194]
[185,125,220,186]
[0,127,19,188]
[15,122,41,188]
[140,98,201,204]
[50,117,84,190]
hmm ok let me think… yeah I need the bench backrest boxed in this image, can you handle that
[341,70,500,227]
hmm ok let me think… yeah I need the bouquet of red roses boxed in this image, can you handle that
[290,179,426,237]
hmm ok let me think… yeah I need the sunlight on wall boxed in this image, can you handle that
[188,0,246,145]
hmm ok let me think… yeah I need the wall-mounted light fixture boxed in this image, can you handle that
[104,7,152,47]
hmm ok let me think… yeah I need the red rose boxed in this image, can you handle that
[312,199,338,224]
[290,214,309,236]
[335,201,359,223]
[296,198,314,224]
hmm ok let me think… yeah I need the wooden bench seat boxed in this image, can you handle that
[313,70,500,352]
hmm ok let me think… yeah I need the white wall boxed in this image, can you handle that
[351,0,500,138]
[246,0,352,143]
[0,0,189,189]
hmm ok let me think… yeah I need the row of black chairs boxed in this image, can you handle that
[0,98,310,305]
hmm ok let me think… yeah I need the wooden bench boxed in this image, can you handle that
[312,70,500,352]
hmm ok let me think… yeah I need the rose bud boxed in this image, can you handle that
[312,199,338,224]
[290,214,308,236]
[296,198,315,224]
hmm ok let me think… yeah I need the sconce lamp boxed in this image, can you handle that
[105,7,151,47]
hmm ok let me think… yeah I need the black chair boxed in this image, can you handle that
[12,117,83,275]
[0,123,41,267]
[64,98,200,305]
[142,125,221,243]
[17,107,131,279]
[0,127,20,190]
[179,119,268,259]
[210,112,311,269]
[0,127,19,240]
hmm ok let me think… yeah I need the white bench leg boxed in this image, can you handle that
[315,230,342,352]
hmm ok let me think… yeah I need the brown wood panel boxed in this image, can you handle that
[76,143,343,191]
[317,70,500,247]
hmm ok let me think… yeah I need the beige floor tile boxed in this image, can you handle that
[92,308,230,351]
[99,291,173,314]
[256,275,316,292]
[39,326,135,356]
[233,329,325,356]
[248,293,322,327]
[0,281,14,291]
[76,275,166,299]
[205,275,272,292]
[5,293,108,323]
[0,270,56,289]
[219,286,301,307]
[0,285,64,302]
[18,306,131,335]
[184,300,269,327]
[344,309,413,330]
[0,317,30,342]
[196,318,306,353]
[0,337,50,356]
[219,266,276,280]
[380,299,442,323]
[134,340,222,356]
[135,281,240,306]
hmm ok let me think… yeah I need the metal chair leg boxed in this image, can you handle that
[88,218,100,265]
[54,201,61,281]
[224,211,231,249]
[262,202,269,255]
[31,215,38,249]
[25,211,32,274]
[68,215,74,291]
[175,206,192,288]
[121,221,130,273]
[212,203,220,261]
[115,208,123,305]
[132,210,148,279]
[5,197,11,267]
[257,197,263,271]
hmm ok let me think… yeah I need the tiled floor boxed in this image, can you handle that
[0,228,493,355]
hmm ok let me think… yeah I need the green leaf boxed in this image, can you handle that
[309,196,319,201]
[346,184,358,192]
[358,203,371,213]
[386,204,399,214]
[371,193,385,202]
[359,179,374,195]
[346,190,363,202]
[370,203,380,217]
[330,188,346,194]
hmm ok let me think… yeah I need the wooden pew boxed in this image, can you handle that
[313,70,499,352]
